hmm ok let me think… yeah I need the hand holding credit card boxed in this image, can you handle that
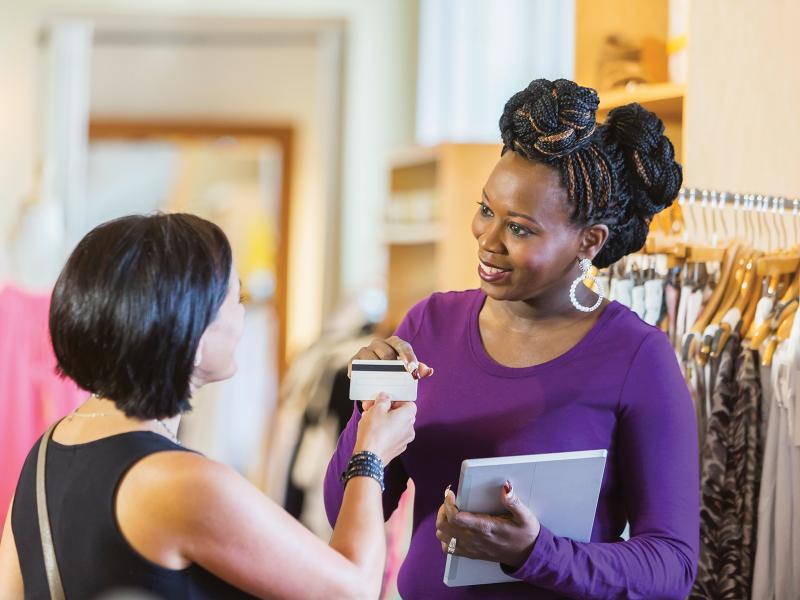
[349,360,418,401]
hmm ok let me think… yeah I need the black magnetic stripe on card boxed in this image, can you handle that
[351,363,408,372]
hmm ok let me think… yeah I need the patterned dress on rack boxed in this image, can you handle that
[691,334,763,599]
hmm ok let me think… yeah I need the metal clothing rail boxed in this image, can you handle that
[678,187,800,215]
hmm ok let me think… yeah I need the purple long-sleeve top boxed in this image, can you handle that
[324,290,699,599]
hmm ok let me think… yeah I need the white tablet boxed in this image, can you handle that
[443,449,607,588]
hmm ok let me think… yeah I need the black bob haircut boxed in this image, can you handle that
[50,213,232,420]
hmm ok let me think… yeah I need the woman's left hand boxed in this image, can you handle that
[435,481,541,570]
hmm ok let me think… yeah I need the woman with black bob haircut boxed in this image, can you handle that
[325,79,699,599]
[0,213,416,599]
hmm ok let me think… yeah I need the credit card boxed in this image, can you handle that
[349,359,418,401]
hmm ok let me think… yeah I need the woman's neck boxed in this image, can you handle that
[484,285,597,334]
[75,395,182,443]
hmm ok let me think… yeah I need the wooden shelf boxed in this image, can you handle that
[385,221,443,245]
[597,82,685,118]
[388,145,440,170]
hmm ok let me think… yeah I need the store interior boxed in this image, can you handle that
[1,1,799,598]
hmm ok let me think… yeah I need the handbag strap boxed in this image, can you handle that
[36,421,65,600]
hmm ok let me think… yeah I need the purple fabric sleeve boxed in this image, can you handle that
[504,332,700,599]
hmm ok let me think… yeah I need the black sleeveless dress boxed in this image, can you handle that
[12,430,257,599]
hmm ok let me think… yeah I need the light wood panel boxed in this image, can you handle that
[384,143,501,329]
[684,0,800,197]
[575,0,668,90]
[596,82,684,118]
[436,144,502,292]
[386,242,437,329]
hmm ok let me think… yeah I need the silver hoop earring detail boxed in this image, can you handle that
[569,258,604,312]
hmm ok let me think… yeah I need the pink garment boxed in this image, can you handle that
[0,285,83,525]
[382,481,414,600]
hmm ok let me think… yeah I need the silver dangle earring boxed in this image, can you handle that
[569,258,604,313]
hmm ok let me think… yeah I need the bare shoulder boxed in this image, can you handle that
[116,448,262,569]
[116,445,366,597]
[120,449,252,517]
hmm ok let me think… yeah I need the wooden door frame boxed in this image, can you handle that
[89,119,293,376]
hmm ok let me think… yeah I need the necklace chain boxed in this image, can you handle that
[69,398,181,445]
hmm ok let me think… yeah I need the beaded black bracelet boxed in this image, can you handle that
[341,450,385,492]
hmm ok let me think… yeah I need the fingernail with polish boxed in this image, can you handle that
[445,484,452,499]
[411,368,420,380]
[504,480,512,496]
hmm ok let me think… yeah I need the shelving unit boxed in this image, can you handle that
[575,0,685,233]
[384,221,443,245]
[384,144,500,327]
[597,82,685,117]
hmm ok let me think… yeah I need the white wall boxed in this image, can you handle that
[89,32,325,357]
[0,6,40,247]
[416,0,574,144]
[0,0,418,354]
[684,0,800,198]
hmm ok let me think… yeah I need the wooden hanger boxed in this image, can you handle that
[681,244,740,364]
[756,254,800,278]
[689,244,739,336]
[711,250,751,324]
[776,309,797,342]
[761,302,797,367]
[745,270,786,341]
[712,250,762,358]
[761,302,798,366]
[761,299,797,367]
[750,264,800,350]
[741,279,761,339]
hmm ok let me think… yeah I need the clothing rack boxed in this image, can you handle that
[644,187,800,257]
[678,187,800,214]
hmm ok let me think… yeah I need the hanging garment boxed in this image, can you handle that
[643,278,664,326]
[684,355,707,449]
[675,281,694,349]
[701,323,721,419]
[264,328,373,515]
[595,273,610,303]
[685,288,706,335]
[752,337,800,600]
[631,283,646,319]
[665,275,681,345]
[692,334,762,600]
[754,296,774,330]
[0,285,83,525]
[752,363,777,600]
[382,482,415,600]
[609,276,633,307]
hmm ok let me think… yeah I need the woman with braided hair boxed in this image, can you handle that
[325,78,698,599]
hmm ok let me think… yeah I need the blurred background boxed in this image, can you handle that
[2,1,799,598]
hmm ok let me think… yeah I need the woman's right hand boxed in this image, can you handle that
[354,395,417,465]
[348,336,434,381]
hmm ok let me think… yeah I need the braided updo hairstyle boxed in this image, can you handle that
[499,78,682,268]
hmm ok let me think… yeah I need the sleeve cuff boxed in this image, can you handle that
[501,524,556,582]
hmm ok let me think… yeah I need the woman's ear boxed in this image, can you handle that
[580,224,609,262]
